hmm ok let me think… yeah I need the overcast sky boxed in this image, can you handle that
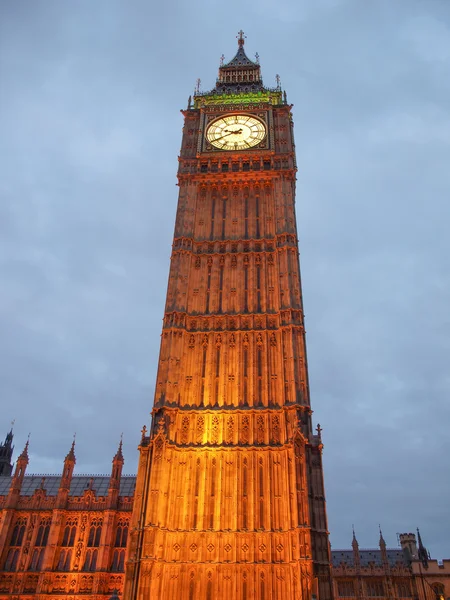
[1,0,449,558]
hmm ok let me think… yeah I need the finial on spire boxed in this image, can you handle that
[5,423,14,445]
[276,74,281,89]
[195,78,201,94]
[19,436,30,460]
[316,423,322,439]
[220,54,225,66]
[114,433,124,461]
[65,435,76,461]
[237,29,246,47]
[255,52,259,64]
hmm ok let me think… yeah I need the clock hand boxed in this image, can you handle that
[213,130,240,142]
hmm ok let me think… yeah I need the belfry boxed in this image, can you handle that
[124,33,333,600]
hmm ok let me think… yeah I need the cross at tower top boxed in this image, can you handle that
[237,29,246,47]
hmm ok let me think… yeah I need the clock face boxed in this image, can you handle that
[206,114,266,151]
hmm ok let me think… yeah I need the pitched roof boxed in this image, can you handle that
[0,475,136,497]
[331,549,406,567]
[222,45,258,69]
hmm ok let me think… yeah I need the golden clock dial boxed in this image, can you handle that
[206,114,266,150]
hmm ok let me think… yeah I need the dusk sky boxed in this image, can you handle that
[1,0,449,557]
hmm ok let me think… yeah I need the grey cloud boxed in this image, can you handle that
[1,0,449,558]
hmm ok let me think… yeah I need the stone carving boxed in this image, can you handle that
[257,415,265,443]
[180,416,190,444]
[226,416,234,444]
[211,416,220,444]
[196,416,205,443]
[241,415,250,444]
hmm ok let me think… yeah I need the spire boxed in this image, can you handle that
[417,528,429,568]
[352,526,358,548]
[209,30,264,96]
[0,424,15,476]
[379,525,388,566]
[59,436,76,496]
[379,524,386,547]
[352,526,361,568]
[5,422,14,445]
[8,436,29,497]
[65,435,76,462]
[109,435,124,503]
[221,31,259,69]
[114,434,124,462]
[18,436,29,462]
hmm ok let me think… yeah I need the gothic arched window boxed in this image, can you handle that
[61,518,77,547]
[87,519,102,547]
[35,518,51,546]
[114,520,129,548]
[10,517,27,546]
[366,580,384,597]
[110,549,125,572]
[338,580,356,597]
[29,548,45,571]
[432,584,445,600]
[57,549,72,571]
[396,581,412,598]
[4,549,19,572]
[83,549,98,572]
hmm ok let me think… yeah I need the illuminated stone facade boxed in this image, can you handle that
[333,532,450,600]
[0,436,133,600]
[123,34,332,600]
[0,34,336,600]
[0,434,447,600]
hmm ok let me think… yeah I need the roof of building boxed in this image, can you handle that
[331,549,406,567]
[222,44,259,69]
[0,475,136,497]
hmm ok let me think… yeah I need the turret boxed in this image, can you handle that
[5,439,29,507]
[399,532,418,563]
[108,437,124,508]
[417,528,430,568]
[0,427,14,476]
[11,439,28,488]
[379,526,389,567]
[62,439,76,486]
[352,527,361,569]
[56,439,76,508]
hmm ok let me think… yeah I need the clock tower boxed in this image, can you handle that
[124,32,333,600]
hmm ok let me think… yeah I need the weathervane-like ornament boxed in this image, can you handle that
[237,29,246,47]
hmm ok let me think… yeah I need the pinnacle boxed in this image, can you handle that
[114,435,124,462]
[65,436,76,462]
[18,437,29,462]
